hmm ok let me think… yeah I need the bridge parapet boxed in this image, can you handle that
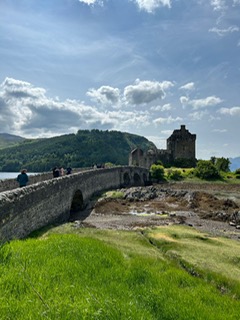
[0,168,92,193]
[0,166,149,242]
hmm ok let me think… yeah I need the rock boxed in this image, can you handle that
[216,212,228,222]
[169,212,176,217]
[230,211,240,224]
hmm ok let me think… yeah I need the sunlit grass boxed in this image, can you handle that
[0,226,240,319]
[146,225,240,296]
[102,190,124,199]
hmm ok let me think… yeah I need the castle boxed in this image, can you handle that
[129,125,196,168]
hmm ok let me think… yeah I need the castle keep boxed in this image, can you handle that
[129,125,196,168]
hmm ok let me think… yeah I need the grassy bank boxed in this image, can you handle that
[0,225,240,319]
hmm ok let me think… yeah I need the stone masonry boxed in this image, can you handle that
[129,125,196,168]
[0,166,149,242]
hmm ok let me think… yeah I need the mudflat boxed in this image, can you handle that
[72,182,240,241]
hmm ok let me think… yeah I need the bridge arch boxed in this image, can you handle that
[123,172,131,187]
[70,189,84,220]
[143,173,147,184]
[133,173,141,186]
[0,166,150,241]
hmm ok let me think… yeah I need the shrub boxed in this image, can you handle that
[150,164,165,181]
[194,160,220,180]
[167,169,183,181]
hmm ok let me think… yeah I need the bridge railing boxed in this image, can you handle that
[0,167,93,193]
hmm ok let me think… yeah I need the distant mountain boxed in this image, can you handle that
[0,129,156,172]
[0,133,25,149]
[229,157,240,172]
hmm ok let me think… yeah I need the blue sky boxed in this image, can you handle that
[0,0,240,159]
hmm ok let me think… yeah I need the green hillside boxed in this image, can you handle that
[0,133,25,149]
[0,129,156,172]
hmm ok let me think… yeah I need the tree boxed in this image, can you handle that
[215,157,231,172]
[194,160,220,180]
[1,160,21,172]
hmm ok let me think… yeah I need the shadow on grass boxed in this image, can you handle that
[28,224,61,239]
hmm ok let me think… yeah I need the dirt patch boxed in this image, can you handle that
[72,184,240,240]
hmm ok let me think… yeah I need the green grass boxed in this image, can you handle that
[0,225,240,319]
[103,190,124,199]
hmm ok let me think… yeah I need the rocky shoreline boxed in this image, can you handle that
[72,184,240,241]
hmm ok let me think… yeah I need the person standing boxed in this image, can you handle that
[66,167,72,175]
[60,167,65,176]
[52,167,60,178]
[16,169,29,188]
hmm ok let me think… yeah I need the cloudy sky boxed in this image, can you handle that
[0,0,240,159]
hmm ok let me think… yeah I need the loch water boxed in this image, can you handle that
[0,172,38,180]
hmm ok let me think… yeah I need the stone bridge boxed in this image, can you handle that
[0,166,149,242]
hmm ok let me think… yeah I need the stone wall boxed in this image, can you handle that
[0,173,52,193]
[0,168,92,193]
[0,166,149,242]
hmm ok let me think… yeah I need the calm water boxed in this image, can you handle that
[0,172,39,180]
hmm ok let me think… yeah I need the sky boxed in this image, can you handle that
[0,0,240,160]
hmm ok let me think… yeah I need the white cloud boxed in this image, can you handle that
[209,26,239,36]
[109,110,151,130]
[219,106,240,115]
[78,0,103,5]
[86,86,120,106]
[179,82,195,91]
[1,77,46,100]
[153,115,182,125]
[161,130,172,136]
[0,77,151,137]
[150,103,172,111]
[124,79,174,105]
[86,79,174,107]
[133,0,172,13]
[210,0,226,11]
[212,128,227,132]
[180,95,222,110]
[146,135,165,148]
[189,111,208,120]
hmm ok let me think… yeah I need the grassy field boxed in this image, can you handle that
[0,224,240,319]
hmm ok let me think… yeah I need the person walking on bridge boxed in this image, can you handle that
[16,169,29,188]
[52,167,60,178]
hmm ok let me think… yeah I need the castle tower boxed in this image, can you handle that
[167,125,196,160]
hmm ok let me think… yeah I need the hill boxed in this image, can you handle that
[230,157,240,171]
[0,129,156,172]
[0,133,25,149]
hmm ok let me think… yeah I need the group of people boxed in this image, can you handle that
[52,166,72,178]
[16,166,73,188]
